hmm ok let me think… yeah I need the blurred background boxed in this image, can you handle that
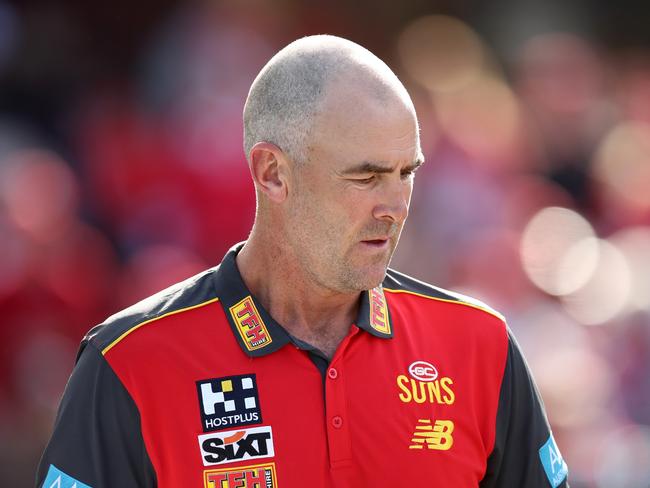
[1,0,649,486]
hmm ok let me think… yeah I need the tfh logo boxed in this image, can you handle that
[204,462,277,488]
[229,297,272,351]
[369,287,391,334]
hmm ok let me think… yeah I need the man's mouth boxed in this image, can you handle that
[361,237,390,248]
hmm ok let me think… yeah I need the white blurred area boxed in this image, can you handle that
[1,2,650,486]
[390,12,650,487]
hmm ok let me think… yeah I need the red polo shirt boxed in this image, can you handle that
[37,243,568,487]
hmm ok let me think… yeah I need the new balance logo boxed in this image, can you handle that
[409,419,454,451]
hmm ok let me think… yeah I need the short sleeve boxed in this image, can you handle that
[480,328,569,488]
[35,341,157,488]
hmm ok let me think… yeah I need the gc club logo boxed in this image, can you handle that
[398,360,455,405]
[408,360,438,382]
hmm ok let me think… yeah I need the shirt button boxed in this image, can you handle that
[328,368,338,379]
[332,416,343,429]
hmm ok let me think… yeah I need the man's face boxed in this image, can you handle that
[284,77,422,293]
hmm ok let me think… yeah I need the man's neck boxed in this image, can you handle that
[236,232,360,359]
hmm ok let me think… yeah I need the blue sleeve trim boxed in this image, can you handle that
[42,464,92,488]
[539,434,569,487]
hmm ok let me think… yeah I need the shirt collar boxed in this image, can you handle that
[212,242,393,358]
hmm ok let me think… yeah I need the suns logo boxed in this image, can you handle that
[396,360,455,405]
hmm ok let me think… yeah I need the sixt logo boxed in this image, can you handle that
[198,426,274,466]
[204,462,278,488]
[409,419,454,451]
[230,296,272,351]
[369,287,391,334]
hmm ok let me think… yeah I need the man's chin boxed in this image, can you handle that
[348,263,389,292]
[337,249,393,291]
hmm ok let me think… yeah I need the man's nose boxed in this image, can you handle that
[372,180,410,224]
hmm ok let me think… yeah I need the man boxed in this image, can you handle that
[37,35,569,487]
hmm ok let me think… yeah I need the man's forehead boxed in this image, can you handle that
[321,67,408,112]
[314,85,417,135]
[297,64,421,167]
[313,99,419,149]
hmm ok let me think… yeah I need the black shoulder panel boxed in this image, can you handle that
[87,266,220,354]
[383,268,506,322]
[480,329,569,487]
[35,343,157,487]
[383,268,462,300]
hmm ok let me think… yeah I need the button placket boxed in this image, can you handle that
[325,341,354,467]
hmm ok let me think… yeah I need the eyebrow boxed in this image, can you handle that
[339,157,425,176]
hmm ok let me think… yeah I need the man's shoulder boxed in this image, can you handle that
[85,266,221,355]
[382,268,506,324]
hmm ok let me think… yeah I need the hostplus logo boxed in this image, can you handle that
[197,374,262,432]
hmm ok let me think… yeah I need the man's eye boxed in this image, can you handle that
[400,170,414,180]
[353,176,375,184]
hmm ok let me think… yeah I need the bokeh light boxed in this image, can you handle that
[434,75,523,163]
[608,227,650,312]
[520,206,597,296]
[560,239,632,325]
[0,216,30,298]
[593,122,650,210]
[517,304,613,429]
[517,33,603,114]
[594,425,650,487]
[397,15,486,93]
[0,149,79,242]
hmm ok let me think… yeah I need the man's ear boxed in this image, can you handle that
[248,142,290,203]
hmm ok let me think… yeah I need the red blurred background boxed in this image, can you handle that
[1,1,650,486]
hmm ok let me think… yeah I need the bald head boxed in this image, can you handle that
[243,35,418,164]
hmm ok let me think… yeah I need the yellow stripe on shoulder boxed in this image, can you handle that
[383,288,505,323]
[102,297,220,355]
